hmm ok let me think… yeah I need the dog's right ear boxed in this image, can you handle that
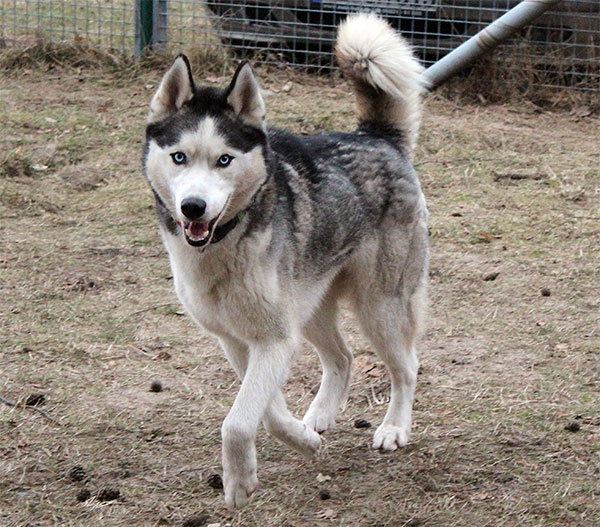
[148,54,195,123]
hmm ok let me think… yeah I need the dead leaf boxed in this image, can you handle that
[474,492,491,501]
[571,105,592,119]
[477,231,492,243]
[318,508,336,520]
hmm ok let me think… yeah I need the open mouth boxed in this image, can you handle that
[178,197,231,248]
[183,217,218,247]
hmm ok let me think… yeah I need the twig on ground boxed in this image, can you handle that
[414,156,507,167]
[0,394,60,424]
[129,303,175,316]
[493,171,545,181]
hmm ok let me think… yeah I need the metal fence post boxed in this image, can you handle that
[154,0,168,50]
[134,0,168,56]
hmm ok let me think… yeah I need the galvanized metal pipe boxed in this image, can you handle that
[422,0,564,89]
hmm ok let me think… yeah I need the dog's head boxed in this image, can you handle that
[144,55,268,247]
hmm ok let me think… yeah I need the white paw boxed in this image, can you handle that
[265,418,322,457]
[223,471,259,510]
[372,424,409,451]
[294,424,322,458]
[303,406,337,434]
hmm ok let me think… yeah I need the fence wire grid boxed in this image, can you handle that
[0,1,598,92]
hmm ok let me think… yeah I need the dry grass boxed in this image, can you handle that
[437,45,600,111]
[0,56,598,527]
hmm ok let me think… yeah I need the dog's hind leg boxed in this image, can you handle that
[219,334,321,458]
[302,292,353,434]
[354,292,422,451]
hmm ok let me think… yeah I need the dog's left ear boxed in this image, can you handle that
[148,54,195,123]
[226,61,266,129]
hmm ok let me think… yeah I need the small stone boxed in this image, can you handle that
[76,488,91,502]
[319,489,331,500]
[541,288,551,297]
[68,465,87,482]
[96,487,120,501]
[354,419,372,429]
[150,379,163,393]
[564,421,581,433]
[206,473,223,490]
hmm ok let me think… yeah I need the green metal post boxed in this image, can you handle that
[135,0,154,56]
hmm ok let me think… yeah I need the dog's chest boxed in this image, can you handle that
[165,237,288,341]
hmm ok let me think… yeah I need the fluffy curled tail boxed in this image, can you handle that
[335,13,427,157]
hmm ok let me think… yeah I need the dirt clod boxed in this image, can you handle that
[541,287,552,296]
[76,488,91,502]
[150,379,163,393]
[319,489,332,500]
[564,421,581,433]
[182,514,209,527]
[66,277,96,292]
[354,419,372,429]
[25,393,45,407]
[68,465,87,482]
[96,487,120,501]
[483,271,500,281]
[206,473,223,490]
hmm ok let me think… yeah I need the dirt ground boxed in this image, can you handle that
[0,59,598,527]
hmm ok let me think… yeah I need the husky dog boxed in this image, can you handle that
[144,13,428,509]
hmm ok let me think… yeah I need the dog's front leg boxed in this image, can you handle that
[219,335,321,457]
[221,338,295,509]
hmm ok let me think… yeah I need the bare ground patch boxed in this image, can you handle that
[1,65,598,527]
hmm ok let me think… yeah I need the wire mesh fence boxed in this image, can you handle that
[0,0,134,51]
[0,1,598,92]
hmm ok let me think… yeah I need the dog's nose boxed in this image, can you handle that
[181,198,207,221]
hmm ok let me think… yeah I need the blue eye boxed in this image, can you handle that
[171,152,187,165]
[217,154,234,168]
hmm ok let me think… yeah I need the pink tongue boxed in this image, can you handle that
[190,221,208,237]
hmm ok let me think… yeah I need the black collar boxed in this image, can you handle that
[210,211,246,244]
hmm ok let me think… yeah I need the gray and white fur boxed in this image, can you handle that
[143,13,429,509]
